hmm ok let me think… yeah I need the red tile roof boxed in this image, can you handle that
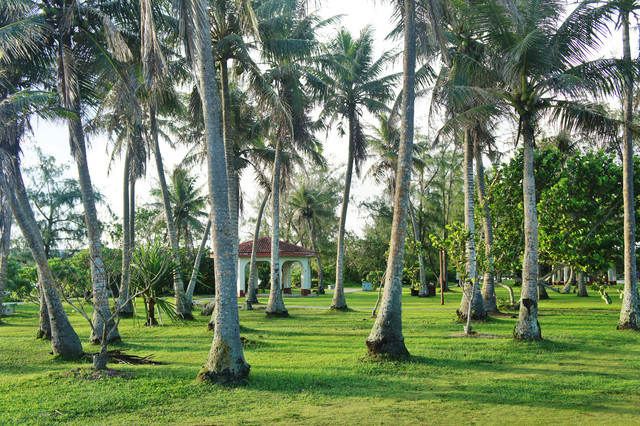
[238,237,316,258]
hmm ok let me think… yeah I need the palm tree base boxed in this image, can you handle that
[617,313,640,330]
[329,305,349,311]
[365,335,410,360]
[36,329,52,340]
[513,321,542,341]
[178,312,195,321]
[456,309,488,322]
[197,363,250,385]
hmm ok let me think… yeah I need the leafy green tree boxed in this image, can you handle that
[24,149,87,258]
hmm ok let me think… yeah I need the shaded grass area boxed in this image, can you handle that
[1,287,639,424]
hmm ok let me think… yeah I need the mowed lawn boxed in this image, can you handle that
[1,285,639,425]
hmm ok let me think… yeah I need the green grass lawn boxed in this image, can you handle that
[1,285,639,425]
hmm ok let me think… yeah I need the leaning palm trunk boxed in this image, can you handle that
[459,129,486,322]
[118,146,134,317]
[149,107,192,319]
[513,116,542,340]
[618,11,640,331]
[560,267,574,294]
[3,171,82,357]
[67,117,120,344]
[331,111,357,310]
[247,192,269,304]
[0,197,11,323]
[186,216,211,305]
[187,0,249,383]
[366,0,415,359]
[266,139,288,317]
[37,283,51,339]
[474,135,497,312]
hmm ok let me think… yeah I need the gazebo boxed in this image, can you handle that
[236,237,317,297]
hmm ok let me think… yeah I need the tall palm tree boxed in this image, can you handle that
[139,0,194,319]
[614,1,640,330]
[0,190,11,323]
[474,0,623,339]
[365,0,415,358]
[37,0,135,344]
[311,26,398,310]
[0,0,83,356]
[258,1,324,318]
[174,0,249,383]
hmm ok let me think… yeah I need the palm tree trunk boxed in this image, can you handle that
[618,11,640,330]
[513,114,542,340]
[577,271,589,297]
[409,200,428,297]
[4,169,83,357]
[266,139,288,317]
[474,134,497,312]
[366,0,415,359]
[331,110,356,310]
[247,191,269,304]
[118,145,134,318]
[459,129,486,322]
[186,216,211,305]
[220,59,240,274]
[37,283,51,339]
[560,267,574,293]
[188,0,249,383]
[68,117,120,344]
[0,198,11,324]
[149,106,192,319]
[308,217,325,295]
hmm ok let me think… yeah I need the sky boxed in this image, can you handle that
[24,0,399,245]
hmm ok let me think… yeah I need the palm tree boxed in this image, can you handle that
[0,0,83,356]
[613,1,640,330]
[258,1,324,318]
[174,0,249,383]
[0,190,11,324]
[312,26,398,310]
[36,0,134,344]
[288,177,338,294]
[474,0,623,339]
[365,0,415,358]
[140,0,194,320]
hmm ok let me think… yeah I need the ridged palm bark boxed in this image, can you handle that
[474,135,497,312]
[513,116,542,340]
[149,107,192,319]
[0,195,11,323]
[117,145,134,317]
[365,0,415,359]
[266,138,288,317]
[458,129,486,322]
[1,167,83,357]
[181,0,249,383]
[618,9,640,330]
